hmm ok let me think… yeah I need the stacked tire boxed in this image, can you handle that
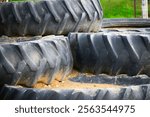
[1,0,150,100]
[0,0,104,100]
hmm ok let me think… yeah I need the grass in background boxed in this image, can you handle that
[9,0,26,1]
[149,2,150,16]
[101,0,150,18]
[9,0,38,1]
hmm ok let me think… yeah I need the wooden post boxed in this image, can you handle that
[134,0,136,17]
[142,0,148,18]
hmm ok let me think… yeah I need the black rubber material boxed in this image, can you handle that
[0,0,103,36]
[102,18,150,28]
[100,28,150,33]
[0,84,150,100]
[0,36,73,87]
[69,32,150,76]
[70,74,150,86]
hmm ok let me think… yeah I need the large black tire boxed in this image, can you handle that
[1,83,150,100]
[0,0,103,36]
[102,18,150,28]
[70,74,150,86]
[0,36,73,87]
[69,32,150,76]
[100,28,150,33]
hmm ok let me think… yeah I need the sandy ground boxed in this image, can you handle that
[33,71,121,89]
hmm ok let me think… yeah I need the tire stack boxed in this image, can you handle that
[0,0,103,100]
[69,18,150,100]
[0,1,150,100]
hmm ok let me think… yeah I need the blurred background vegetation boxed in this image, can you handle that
[8,0,150,18]
[101,0,150,18]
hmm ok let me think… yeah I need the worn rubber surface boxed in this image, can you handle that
[70,74,150,86]
[0,36,73,87]
[0,84,150,100]
[102,18,150,28]
[100,28,150,33]
[69,32,150,76]
[0,0,103,36]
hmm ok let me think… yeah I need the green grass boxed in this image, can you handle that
[149,2,150,16]
[101,0,139,18]
[101,0,150,18]
[9,0,150,18]
[9,0,36,1]
[9,0,26,1]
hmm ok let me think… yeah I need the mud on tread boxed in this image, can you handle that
[0,36,73,87]
[0,0,103,36]
[69,32,150,76]
[0,84,150,100]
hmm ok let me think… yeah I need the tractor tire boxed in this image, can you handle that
[0,36,73,87]
[0,83,150,100]
[0,0,103,36]
[102,18,150,28]
[69,32,150,76]
[100,28,150,33]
